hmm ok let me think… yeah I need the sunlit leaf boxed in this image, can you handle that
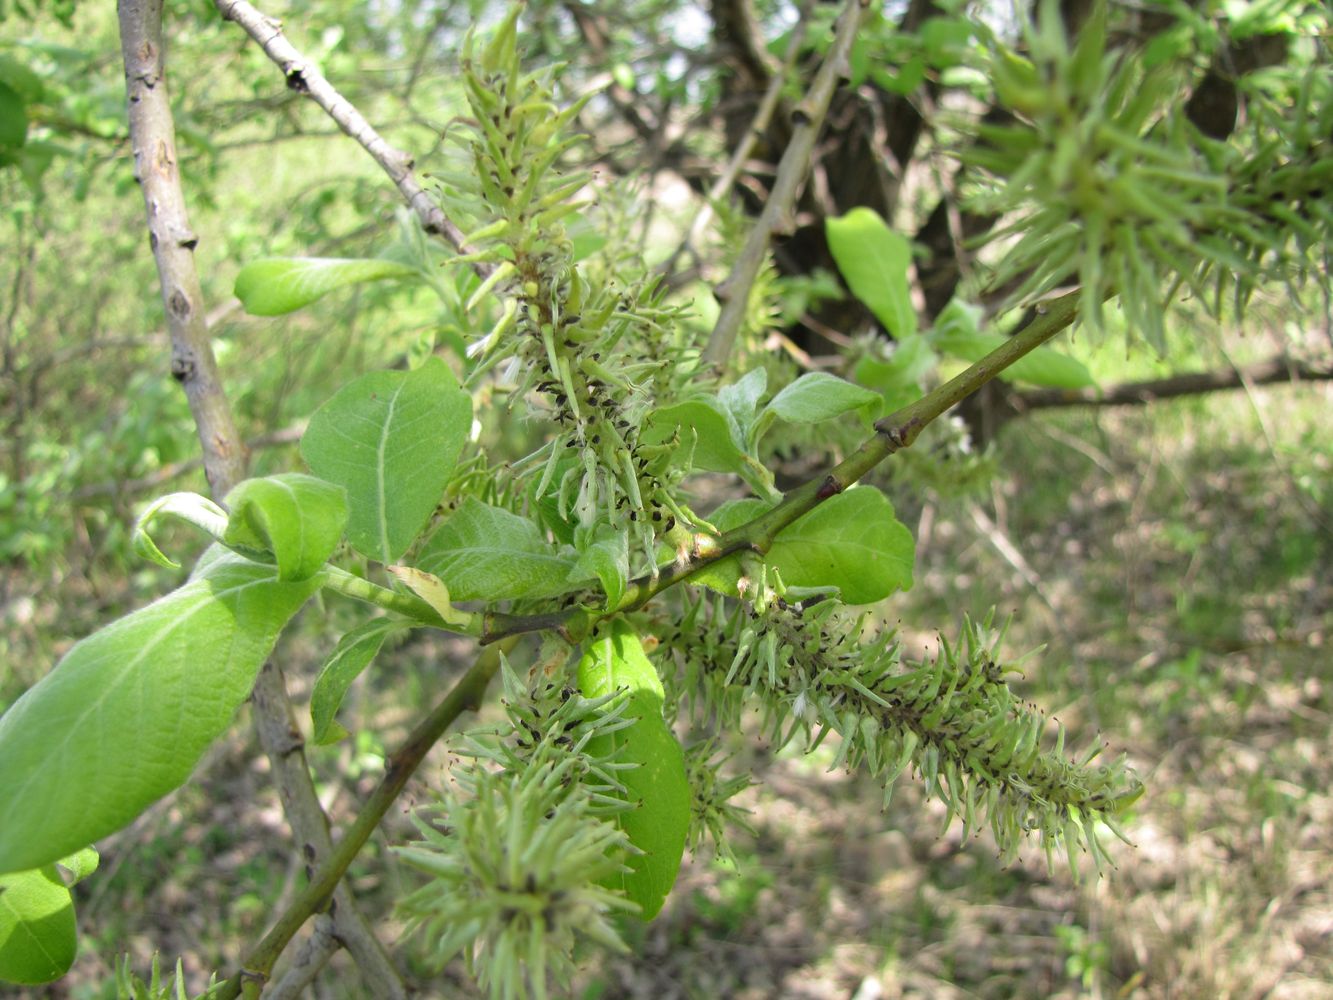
[0,865,75,985]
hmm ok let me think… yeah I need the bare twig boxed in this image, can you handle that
[1010,354,1333,412]
[213,0,490,274]
[117,2,405,992]
[660,6,809,280]
[119,0,247,497]
[68,421,306,501]
[265,915,340,1000]
[702,0,868,370]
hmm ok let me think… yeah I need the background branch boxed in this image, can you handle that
[702,0,868,369]
[214,0,491,274]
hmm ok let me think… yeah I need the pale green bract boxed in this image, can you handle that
[416,497,577,601]
[0,550,323,875]
[233,256,421,316]
[300,357,472,564]
[576,621,689,919]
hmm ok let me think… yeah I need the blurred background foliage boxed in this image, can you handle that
[1,0,1330,996]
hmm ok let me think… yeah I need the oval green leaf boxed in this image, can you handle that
[826,207,917,339]
[0,550,323,875]
[0,865,75,985]
[763,372,881,425]
[300,357,472,564]
[640,399,745,474]
[233,257,421,316]
[577,620,689,919]
[768,487,915,604]
[223,473,347,582]
[416,498,577,601]
[310,619,405,745]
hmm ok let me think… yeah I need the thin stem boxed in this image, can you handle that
[701,0,868,371]
[218,641,515,998]
[484,290,1082,644]
[214,0,491,274]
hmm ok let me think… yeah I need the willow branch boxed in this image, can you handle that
[119,0,246,497]
[701,0,868,370]
[483,289,1082,644]
[219,641,514,998]
[213,0,490,274]
[119,2,403,992]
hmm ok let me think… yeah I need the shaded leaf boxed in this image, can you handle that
[416,498,576,601]
[301,358,471,563]
[0,551,322,875]
[570,529,629,611]
[577,621,689,920]
[310,619,405,745]
[234,257,420,316]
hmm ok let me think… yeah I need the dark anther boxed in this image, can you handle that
[664,516,676,532]
[652,511,661,521]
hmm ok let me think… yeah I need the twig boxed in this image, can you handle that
[219,641,515,997]
[702,0,868,370]
[119,0,247,497]
[1010,353,1333,412]
[660,5,809,280]
[213,0,491,275]
[117,2,405,993]
[68,421,306,501]
[265,915,340,1000]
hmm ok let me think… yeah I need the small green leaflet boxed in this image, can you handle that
[716,367,767,445]
[826,208,917,339]
[569,528,629,611]
[0,550,323,875]
[301,357,472,564]
[233,257,421,316]
[576,621,689,920]
[386,566,474,629]
[416,498,577,601]
[0,864,75,985]
[310,619,406,744]
[762,372,880,426]
[691,488,915,604]
[133,492,230,569]
[223,474,347,582]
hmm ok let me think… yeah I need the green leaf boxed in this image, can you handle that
[570,529,629,611]
[223,474,347,582]
[310,619,405,745]
[301,357,472,563]
[55,848,98,886]
[826,208,917,339]
[639,399,746,474]
[854,334,937,412]
[233,257,421,316]
[763,372,880,426]
[577,621,689,920]
[0,550,322,875]
[933,300,1094,389]
[767,487,915,603]
[416,498,577,601]
[133,492,230,569]
[0,865,75,985]
[0,80,27,159]
[716,368,767,442]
